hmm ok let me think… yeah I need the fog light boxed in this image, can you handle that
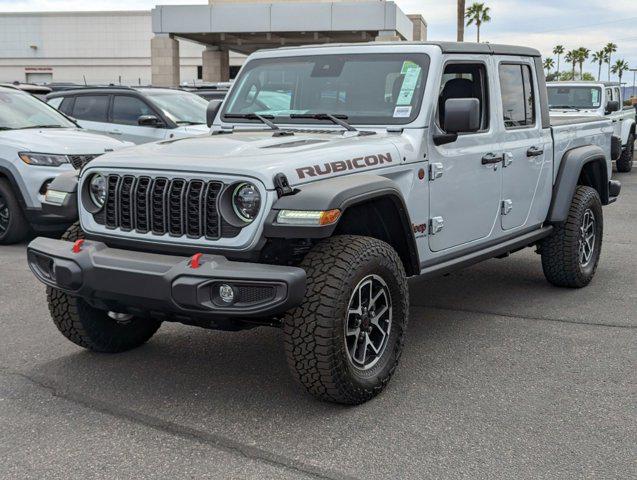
[219,284,235,304]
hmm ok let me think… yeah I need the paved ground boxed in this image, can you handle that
[1,166,635,479]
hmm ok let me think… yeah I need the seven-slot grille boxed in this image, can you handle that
[68,154,100,170]
[102,174,224,239]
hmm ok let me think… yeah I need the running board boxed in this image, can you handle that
[418,227,553,278]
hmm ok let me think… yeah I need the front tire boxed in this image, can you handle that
[616,133,634,173]
[283,235,409,405]
[540,186,603,288]
[47,222,161,353]
[0,178,30,245]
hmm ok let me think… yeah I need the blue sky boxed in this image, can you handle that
[2,0,636,83]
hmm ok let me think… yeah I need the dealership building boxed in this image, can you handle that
[0,1,426,87]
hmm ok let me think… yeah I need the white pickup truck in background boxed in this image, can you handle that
[547,81,636,172]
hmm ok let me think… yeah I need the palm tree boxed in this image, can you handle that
[576,47,590,80]
[465,2,491,43]
[604,42,618,81]
[611,59,629,84]
[591,50,607,81]
[553,45,565,76]
[565,50,578,80]
[457,0,466,41]
[543,58,555,77]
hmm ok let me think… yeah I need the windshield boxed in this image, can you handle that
[143,90,209,125]
[222,53,430,125]
[548,86,602,110]
[0,89,75,130]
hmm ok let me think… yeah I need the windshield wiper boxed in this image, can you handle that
[290,113,357,132]
[224,113,281,131]
[14,125,65,130]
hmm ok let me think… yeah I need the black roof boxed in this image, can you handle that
[273,41,541,58]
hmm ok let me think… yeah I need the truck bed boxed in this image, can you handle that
[550,116,613,182]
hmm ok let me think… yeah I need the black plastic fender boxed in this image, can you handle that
[547,145,609,223]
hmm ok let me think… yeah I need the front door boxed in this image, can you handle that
[110,95,168,144]
[496,60,551,230]
[428,57,503,252]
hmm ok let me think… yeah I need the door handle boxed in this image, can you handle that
[481,153,503,165]
[526,146,544,157]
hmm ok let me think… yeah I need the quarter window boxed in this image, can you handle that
[498,64,535,128]
[72,95,109,122]
[112,96,153,125]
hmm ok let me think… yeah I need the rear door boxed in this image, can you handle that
[110,94,167,144]
[70,94,111,136]
[496,59,551,231]
[427,56,503,252]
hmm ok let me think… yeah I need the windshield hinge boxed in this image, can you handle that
[274,173,295,198]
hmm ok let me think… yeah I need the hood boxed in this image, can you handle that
[0,127,133,153]
[86,130,405,189]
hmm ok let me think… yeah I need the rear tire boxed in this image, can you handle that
[46,222,161,353]
[0,178,30,245]
[283,235,409,405]
[540,186,603,288]
[616,133,634,173]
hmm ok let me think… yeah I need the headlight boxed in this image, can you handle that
[19,152,69,167]
[88,174,107,208]
[232,182,261,223]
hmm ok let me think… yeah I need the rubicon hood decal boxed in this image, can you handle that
[296,152,394,179]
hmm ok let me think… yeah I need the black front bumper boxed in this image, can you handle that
[27,237,306,320]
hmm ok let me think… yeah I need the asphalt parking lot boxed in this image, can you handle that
[1,165,635,479]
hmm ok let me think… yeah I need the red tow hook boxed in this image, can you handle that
[189,252,203,269]
[72,239,85,253]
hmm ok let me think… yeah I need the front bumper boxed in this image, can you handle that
[27,237,306,319]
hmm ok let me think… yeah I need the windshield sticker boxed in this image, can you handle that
[396,63,421,106]
[393,106,412,118]
[591,89,600,107]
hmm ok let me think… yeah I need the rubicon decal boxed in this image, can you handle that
[296,153,393,179]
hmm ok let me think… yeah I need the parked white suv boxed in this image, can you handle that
[46,87,211,144]
[0,86,132,244]
[547,81,636,172]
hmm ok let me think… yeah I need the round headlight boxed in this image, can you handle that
[232,182,261,223]
[89,174,106,208]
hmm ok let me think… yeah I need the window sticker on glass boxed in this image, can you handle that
[396,62,421,106]
[393,106,412,118]
[591,89,600,107]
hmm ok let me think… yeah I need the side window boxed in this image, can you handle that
[111,96,153,125]
[59,97,75,115]
[47,97,63,109]
[437,62,489,132]
[498,64,535,129]
[72,95,109,122]
[605,88,614,102]
[613,87,621,103]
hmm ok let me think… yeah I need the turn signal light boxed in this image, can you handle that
[276,209,341,226]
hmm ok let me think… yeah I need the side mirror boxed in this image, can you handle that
[433,98,480,146]
[605,100,620,113]
[206,99,223,127]
[138,114,160,127]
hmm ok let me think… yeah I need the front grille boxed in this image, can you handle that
[102,175,226,240]
[68,154,99,170]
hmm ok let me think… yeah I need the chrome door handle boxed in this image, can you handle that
[481,153,503,165]
[526,146,544,157]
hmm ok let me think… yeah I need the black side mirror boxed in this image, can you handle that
[138,114,160,127]
[605,100,620,113]
[206,99,223,127]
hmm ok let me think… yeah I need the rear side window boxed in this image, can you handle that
[111,95,153,125]
[498,64,535,128]
[72,95,109,122]
[47,97,63,109]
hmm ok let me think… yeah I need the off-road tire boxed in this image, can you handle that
[540,186,603,288]
[46,222,161,352]
[616,133,634,173]
[283,235,409,405]
[0,178,30,245]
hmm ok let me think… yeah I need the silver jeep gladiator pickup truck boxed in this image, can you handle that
[28,42,620,404]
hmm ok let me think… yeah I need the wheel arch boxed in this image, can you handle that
[0,164,27,209]
[547,145,609,223]
[264,173,420,276]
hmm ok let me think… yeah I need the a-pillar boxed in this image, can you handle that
[202,47,230,82]
[151,34,180,87]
